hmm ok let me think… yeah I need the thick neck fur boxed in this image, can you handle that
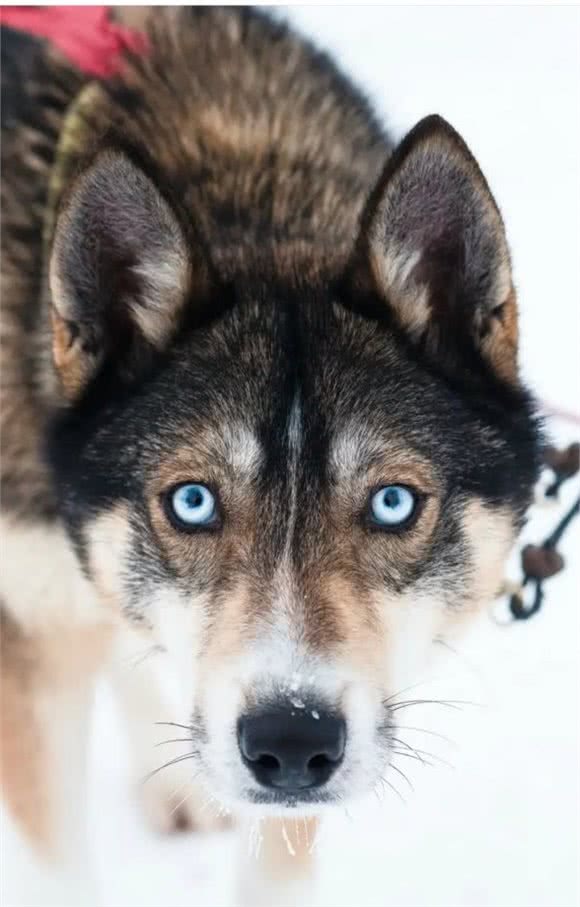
[92,8,390,277]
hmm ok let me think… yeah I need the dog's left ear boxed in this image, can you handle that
[357,115,519,384]
[49,149,203,400]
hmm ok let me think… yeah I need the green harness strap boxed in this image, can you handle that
[42,81,104,256]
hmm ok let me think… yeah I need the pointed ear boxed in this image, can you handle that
[49,150,202,399]
[357,115,519,384]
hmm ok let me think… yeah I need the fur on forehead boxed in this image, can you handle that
[146,427,263,491]
[329,422,440,491]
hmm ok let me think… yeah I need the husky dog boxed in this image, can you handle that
[1,7,539,906]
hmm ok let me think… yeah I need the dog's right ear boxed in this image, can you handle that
[49,149,205,400]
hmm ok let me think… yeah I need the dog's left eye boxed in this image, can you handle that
[166,483,219,530]
[369,485,418,529]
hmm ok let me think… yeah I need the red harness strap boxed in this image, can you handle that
[0,6,145,77]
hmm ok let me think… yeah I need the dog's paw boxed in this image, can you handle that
[140,777,233,835]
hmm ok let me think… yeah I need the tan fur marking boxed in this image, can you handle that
[50,304,74,368]
[49,305,95,400]
[199,583,252,670]
[481,286,520,384]
[0,611,48,851]
[325,574,384,669]
[0,610,112,854]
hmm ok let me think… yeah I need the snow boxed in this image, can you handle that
[2,7,579,907]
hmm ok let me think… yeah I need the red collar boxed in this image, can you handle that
[0,6,145,77]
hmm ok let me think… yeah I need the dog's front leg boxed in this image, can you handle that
[0,611,111,907]
[236,816,319,907]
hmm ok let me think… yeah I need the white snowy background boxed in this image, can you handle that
[3,6,580,907]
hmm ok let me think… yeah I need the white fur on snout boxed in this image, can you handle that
[198,605,385,811]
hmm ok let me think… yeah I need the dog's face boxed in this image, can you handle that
[48,117,539,812]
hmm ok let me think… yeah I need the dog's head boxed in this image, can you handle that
[48,116,539,812]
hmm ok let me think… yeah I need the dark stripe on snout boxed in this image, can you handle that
[249,298,342,648]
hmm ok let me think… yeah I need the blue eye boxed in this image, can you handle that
[369,485,418,529]
[167,483,218,529]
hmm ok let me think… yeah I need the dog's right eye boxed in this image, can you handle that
[368,484,419,531]
[164,483,220,531]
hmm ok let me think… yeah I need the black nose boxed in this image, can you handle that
[238,708,346,793]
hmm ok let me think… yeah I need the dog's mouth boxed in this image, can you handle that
[242,787,339,809]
